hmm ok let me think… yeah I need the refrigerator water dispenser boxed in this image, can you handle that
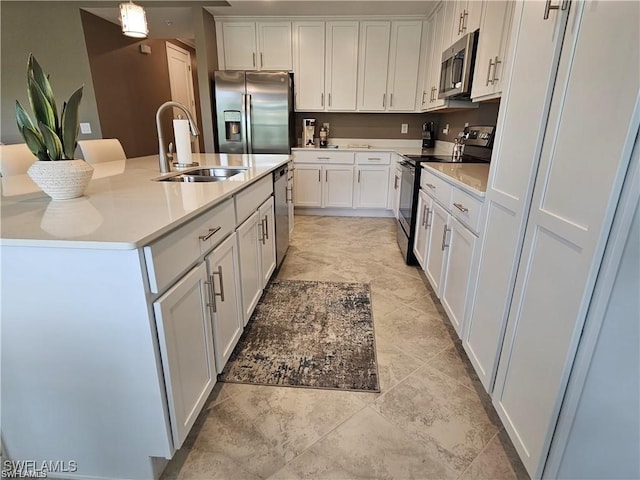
[224,111,242,142]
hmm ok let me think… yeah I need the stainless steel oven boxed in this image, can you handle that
[397,158,420,265]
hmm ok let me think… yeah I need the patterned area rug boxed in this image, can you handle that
[219,280,380,392]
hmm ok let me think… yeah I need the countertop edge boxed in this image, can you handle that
[421,164,487,199]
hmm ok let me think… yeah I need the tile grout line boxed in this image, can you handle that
[455,427,503,480]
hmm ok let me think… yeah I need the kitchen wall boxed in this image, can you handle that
[293,112,438,144]
[0,1,103,146]
[80,11,204,158]
[434,101,501,142]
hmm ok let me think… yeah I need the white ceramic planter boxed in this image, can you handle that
[27,159,94,200]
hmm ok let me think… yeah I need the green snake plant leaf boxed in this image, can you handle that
[61,85,83,159]
[39,121,63,160]
[28,75,56,133]
[15,100,37,132]
[21,126,49,161]
[27,54,58,131]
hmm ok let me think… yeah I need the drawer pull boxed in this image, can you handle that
[317,157,330,160]
[199,226,221,241]
[425,183,436,189]
[368,157,381,161]
[453,202,469,213]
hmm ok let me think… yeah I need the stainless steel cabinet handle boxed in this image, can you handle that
[394,175,399,189]
[317,157,330,160]
[383,93,386,108]
[325,170,328,182]
[453,202,468,213]
[213,265,225,303]
[425,183,436,190]
[205,275,217,313]
[422,91,426,105]
[493,56,502,83]
[318,170,321,182]
[199,226,221,241]
[544,0,569,19]
[441,225,450,251]
[426,208,432,228]
[462,10,469,32]
[368,157,381,161]
[258,220,265,244]
[328,93,332,107]
[357,170,361,183]
[486,58,495,86]
[421,206,428,227]
[260,52,264,68]
[389,93,393,107]
[252,52,256,68]
[321,93,324,107]
[458,12,464,34]
[263,216,269,240]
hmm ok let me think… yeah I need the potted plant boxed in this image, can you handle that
[15,54,94,200]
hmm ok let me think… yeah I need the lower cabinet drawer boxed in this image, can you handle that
[293,150,355,164]
[235,174,273,225]
[451,187,483,234]
[355,152,391,165]
[144,199,235,294]
[421,168,452,207]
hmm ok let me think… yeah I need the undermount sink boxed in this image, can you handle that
[154,167,247,183]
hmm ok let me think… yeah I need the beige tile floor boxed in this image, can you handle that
[162,216,529,480]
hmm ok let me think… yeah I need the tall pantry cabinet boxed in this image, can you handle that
[463,1,639,478]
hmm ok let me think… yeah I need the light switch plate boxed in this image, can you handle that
[401,123,408,134]
[80,122,92,134]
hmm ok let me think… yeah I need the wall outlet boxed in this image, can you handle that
[443,124,449,135]
[464,122,469,127]
[401,123,408,134]
[80,122,92,134]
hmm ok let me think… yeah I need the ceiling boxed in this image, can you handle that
[84,1,437,45]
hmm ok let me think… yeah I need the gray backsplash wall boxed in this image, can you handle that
[294,101,500,144]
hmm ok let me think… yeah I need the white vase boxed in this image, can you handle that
[27,159,94,201]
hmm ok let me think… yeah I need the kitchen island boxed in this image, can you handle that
[1,153,290,480]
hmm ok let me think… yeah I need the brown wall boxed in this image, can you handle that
[293,112,439,144]
[80,11,203,158]
[434,101,501,141]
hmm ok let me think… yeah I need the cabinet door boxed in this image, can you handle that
[464,0,571,392]
[237,210,263,326]
[354,166,389,209]
[492,3,639,477]
[222,23,257,70]
[287,169,295,236]
[357,21,391,111]
[293,22,325,111]
[424,200,450,297]
[387,21,423,111]
[259,196,277,286]
[427,4,446,109]
[206,233,243,373]
[325,21,359,111]
[413,189,432,269]
[293,164,322,207]
[441,217,477,338]
[153,263,216,449]
[452,1,482,42]
[323,166,354,208]
[471,1,514,99]
[257,22,292,70]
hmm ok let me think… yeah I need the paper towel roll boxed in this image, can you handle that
[173,118,192,165]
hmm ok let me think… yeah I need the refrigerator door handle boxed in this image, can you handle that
[240,93,248,154]
[245,93,253,154]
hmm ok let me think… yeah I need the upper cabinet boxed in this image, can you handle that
[451,0,482,42]
[358,20,423,112]
[293,21,325,110]
[218,21,293,71]
[471,1,515,101]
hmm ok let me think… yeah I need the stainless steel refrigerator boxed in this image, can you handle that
[213,71,295,154]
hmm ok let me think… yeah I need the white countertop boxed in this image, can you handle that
[422,163,490,198]
[0,153,290,250]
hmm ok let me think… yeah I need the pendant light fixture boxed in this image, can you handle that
[119,1,148,39]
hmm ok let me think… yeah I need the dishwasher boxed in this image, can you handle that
[273,163,290,269]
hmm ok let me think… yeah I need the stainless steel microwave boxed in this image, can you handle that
[438,31,478,99]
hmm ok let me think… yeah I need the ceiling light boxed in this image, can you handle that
[119,1,148,39]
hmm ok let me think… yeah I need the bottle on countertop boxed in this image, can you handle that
[319,127,328,148]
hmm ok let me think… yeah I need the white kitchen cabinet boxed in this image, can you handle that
[451,0,482,42]
[481,2,639,478]
[440,216,477,336]
[258,196,277,285]
[324,166,355,207]
[237,210,263,324]
[471,1,515,101]
[357,21,391,111]
[287,165,295,236]
[206,232,243,373]
[219,21,292,71]
[358,20,422,112]
[325,21,359,111]
[153,262,216,450]
[413,189,432,269]
[293,21,325,111]
[424,200,449,296]
[293,164,322,207]
[354,166,389,209]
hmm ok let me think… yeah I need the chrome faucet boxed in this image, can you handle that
[155,101,200,173]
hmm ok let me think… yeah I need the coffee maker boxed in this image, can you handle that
[421,122,435,151]
[302,118,316,147]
